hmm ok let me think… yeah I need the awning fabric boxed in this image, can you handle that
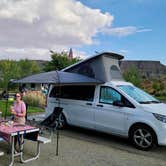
[12,71,104,85]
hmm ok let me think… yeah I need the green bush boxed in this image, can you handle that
[23,91,46,108]
[123,66,142,87]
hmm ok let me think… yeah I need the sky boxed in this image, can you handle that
[0,0,166,64]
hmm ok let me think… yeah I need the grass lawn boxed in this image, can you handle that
[156,96,166,101]
[0,100,44,117]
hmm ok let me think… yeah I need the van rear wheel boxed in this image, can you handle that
[130,125,156,150]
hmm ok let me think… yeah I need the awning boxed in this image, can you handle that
[12,71,104,85]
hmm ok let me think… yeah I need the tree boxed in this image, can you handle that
[123,66,142,87]
[0,59,41,90]
[44,52,81,71]
[18,59,41,77]
[0,60,20,89]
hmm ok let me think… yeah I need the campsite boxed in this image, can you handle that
[0,1,166,165]
[0,52,166,165]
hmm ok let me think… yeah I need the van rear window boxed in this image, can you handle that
[49,85,95,101]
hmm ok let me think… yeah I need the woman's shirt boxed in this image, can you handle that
[13,101,26,115]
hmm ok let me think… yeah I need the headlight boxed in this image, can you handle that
[153,113,166,123]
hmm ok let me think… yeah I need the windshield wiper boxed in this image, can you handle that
[139,101,161,104]
[149,100,161,103]
[139,101,152,104]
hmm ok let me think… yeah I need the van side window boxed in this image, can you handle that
[99,86,135,108]
[49,85,95,101]
[100,86,121,104]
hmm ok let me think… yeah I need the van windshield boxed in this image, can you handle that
[118,85,160,104]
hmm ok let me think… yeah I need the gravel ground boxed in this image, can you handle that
[1,126,166,166]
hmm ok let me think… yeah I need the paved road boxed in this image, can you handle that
[1,126,166,166]
[61,126,166,161]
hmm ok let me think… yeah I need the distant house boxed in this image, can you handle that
[19,83,43,91]
[120,60,166,78]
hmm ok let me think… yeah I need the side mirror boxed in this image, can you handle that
[113,100,124,107]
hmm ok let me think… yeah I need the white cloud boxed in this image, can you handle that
[0,0,40,23]
[0,0,152,60]
[0,0,114,60]
[161,57,166,66]
[103,26,152,37]
[0,46,88,61]
[0,47,51,60]
[137,28,152,33]
[119,49,129,54]
[72,49,88,60]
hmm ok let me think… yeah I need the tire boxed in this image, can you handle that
[57,113,67,129]
[130,125,157,151]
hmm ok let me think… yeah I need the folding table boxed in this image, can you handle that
[0,121,39,166]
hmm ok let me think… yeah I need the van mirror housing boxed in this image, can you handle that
[113,100,124,107]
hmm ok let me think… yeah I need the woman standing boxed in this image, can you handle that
[10,93,26,124]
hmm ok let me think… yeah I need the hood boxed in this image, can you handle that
[141,103,166,116]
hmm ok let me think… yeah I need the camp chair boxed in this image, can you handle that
[40,107,63,156]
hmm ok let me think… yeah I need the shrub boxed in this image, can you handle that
[23,91,46,108]
[123,66,142,87]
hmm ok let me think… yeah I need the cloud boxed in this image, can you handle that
[103,26,152,37]
[0,47,51,60]
[0,0,40,23]
[128,0,152,4]
[72,49,88,60]
[0,0,152,60]
[0,46,88,61]
[161,57,166,66]
[119,49,129,54]
[0,0,114,60]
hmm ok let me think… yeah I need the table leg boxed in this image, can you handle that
[9,136,14,166]
[20,137,40,163]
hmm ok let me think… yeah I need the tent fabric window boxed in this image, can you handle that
[49,85,95,101]
[110,65,122,80]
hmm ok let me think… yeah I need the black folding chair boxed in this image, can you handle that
[40,107,63,156]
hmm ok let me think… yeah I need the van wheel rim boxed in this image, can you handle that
[133,129,152,148]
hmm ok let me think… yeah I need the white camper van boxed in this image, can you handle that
[45,52,166,150]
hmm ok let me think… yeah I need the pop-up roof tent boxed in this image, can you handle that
[62,52,124,82]
[12,52,124,85]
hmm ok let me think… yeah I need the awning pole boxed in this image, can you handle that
[56,70,60,156]
[4,81,10,119]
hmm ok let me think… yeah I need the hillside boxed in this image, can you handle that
[31,60,48,71]
[120,60,166,78]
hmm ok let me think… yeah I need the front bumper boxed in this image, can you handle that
[155,122,166,146]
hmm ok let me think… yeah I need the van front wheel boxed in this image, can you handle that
[130,125,156,150]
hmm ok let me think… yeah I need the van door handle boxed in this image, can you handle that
[96,104,103,107]
[86,103,92,106]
